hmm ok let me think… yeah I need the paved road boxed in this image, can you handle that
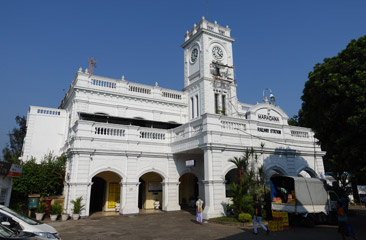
[48,206,366,240]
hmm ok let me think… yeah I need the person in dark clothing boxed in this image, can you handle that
[253,199,269,235]
[277,187,288,203]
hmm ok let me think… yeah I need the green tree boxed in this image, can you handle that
[11,153,67,209]
[287,114,300,126]
[228,148,263,215]
[228,156,245,180]
[299,35,366,201]
[2,116,26,164]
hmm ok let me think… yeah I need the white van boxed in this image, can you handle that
[0,205,61,239]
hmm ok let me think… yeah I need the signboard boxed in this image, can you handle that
[8,164,22,178]
[28,194,40,209]
[186,160,195,167]
[148,182,162,192]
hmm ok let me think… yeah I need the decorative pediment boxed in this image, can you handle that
[246,103,289,125]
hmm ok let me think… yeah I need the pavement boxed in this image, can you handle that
[47,205,366,240]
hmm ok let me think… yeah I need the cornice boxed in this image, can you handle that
[181,28,235,48]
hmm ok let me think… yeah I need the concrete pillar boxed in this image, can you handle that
[202,148,227,219]
[120,179,139,216]
[67,182,90,217]
[162,181,181,212]
[202,148,216,219]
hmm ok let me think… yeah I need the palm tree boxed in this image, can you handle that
[228,156,245,180]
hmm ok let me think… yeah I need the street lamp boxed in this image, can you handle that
[263,88,275,104]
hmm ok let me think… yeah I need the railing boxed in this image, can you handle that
[129,85,151,94]
[37,108,61,116]
[139,131,166,140]
[91,79,116,88]
[162,91,182,100]
[221,120,246,131]
[94,127,125,137]
[72,121,171,144]
[192,124,203,135]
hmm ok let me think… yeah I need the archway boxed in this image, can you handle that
[266,165,288,181]
[225,169,239,197]
[297,167,318,178]
[89,171,121,213]
[179,173,198,209]
[139,172,163,210]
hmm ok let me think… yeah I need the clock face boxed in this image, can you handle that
[212,46,223,60]
[191,48,198,63]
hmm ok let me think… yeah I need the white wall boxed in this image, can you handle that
[22,106,67,163]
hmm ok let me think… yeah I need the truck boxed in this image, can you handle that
[270,176,339,227]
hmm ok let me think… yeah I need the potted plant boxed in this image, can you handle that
[71,196,85,220]
[35,201,46,221]
[61,209,69,221]
[50,203,62,221]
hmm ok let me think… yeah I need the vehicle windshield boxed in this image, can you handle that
[0,225,14,238]
[1,206,39,225]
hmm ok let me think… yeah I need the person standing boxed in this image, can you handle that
[337,201,348,240]
[253,198,269,235]
[196,195,204,224]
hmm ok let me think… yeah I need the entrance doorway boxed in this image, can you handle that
[179,173,198,209]
[138,172,163,210]
[90,177,106,213]
[89,171,121,213]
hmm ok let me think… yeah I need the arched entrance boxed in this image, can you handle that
[179,173,198,209]
[138,172,163,210]
[89,171,121,213]
[297,167,318,178]
[225,169,239,197]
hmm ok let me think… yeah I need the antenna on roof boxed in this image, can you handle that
[206,0,209,20]
[88,57,97,76]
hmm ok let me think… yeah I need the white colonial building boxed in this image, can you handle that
[21,17,325,219]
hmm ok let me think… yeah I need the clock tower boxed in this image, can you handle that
[182,17,237,119]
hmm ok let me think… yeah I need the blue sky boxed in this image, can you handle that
[1,0,366,155]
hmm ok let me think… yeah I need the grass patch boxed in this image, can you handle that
[210,216,240,223]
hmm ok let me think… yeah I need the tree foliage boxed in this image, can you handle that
[228,148,265,216]
[288,115,300,126]
[2,116,26,164]
[11,153,67,204]
[299,35,366,186]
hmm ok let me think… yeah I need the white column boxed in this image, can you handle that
[162,181,181,212]
[85,181,93,217]
[120,179,139,215]
[67,182,90,217]
[202,148,226,219]
[202,148,216,219]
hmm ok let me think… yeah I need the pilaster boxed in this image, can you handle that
[120,180,139,215]
[162,181,181,212]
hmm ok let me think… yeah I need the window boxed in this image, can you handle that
[195,95,199,117]
[215,94,219,114]
[222,95,226,115]
[191,97,194,119]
